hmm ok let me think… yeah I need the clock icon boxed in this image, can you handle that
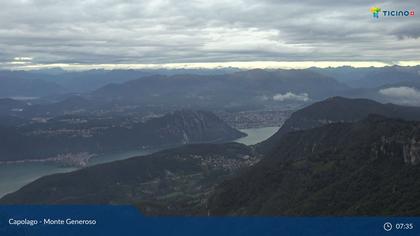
[384,222,393,232]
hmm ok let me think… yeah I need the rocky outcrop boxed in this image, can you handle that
[157,110,246,144]
[403,138,420,165]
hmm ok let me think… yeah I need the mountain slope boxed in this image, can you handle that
[5,115,420,216]
[0,143,257,215]
[0,110,245,161]
[258,97,420,154]
[209,115,420,216]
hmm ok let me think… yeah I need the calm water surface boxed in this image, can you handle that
[0,126,279,197]
[235,126,279,145]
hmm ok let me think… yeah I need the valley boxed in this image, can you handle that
[1,67,420,216]
[0,126,277,198]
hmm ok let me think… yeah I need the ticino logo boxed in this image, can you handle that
[370,7,415,18]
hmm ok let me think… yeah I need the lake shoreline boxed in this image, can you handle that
[0,126,280,198]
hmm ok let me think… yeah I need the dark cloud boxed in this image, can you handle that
[0,0,419,68]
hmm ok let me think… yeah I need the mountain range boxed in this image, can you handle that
[91,69,348,108]
[2,67,419,115]
[3,97,420,216]
[311,65,420,88]
[0,68,241,95]
[258,97,420,154]
[0,69,349,118]
[0,76,64,97]
[0,110,245,162]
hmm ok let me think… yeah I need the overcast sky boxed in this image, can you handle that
[0,0,419,69]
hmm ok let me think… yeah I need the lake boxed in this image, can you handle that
[0,149,156,198]
[234,126,279,145]
[0,126,279,198]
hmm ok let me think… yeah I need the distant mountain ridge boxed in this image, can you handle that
[0,76,64,97]
[0,69,351,117]
[1,67,419,104]
[0,68,241,95]
[311,65,420,88]
[91,69,348,108]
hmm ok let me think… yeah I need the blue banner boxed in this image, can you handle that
[0,205,419,236]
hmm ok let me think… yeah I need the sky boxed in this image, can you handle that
[0,0,419,70]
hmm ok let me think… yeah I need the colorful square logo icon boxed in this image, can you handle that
[370,7,381,18]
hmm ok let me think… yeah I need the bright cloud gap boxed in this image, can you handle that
[2,61,420,71]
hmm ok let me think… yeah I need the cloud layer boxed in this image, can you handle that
[379,86,420,106]
[273,92,310,102]
[0,0,419,68]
